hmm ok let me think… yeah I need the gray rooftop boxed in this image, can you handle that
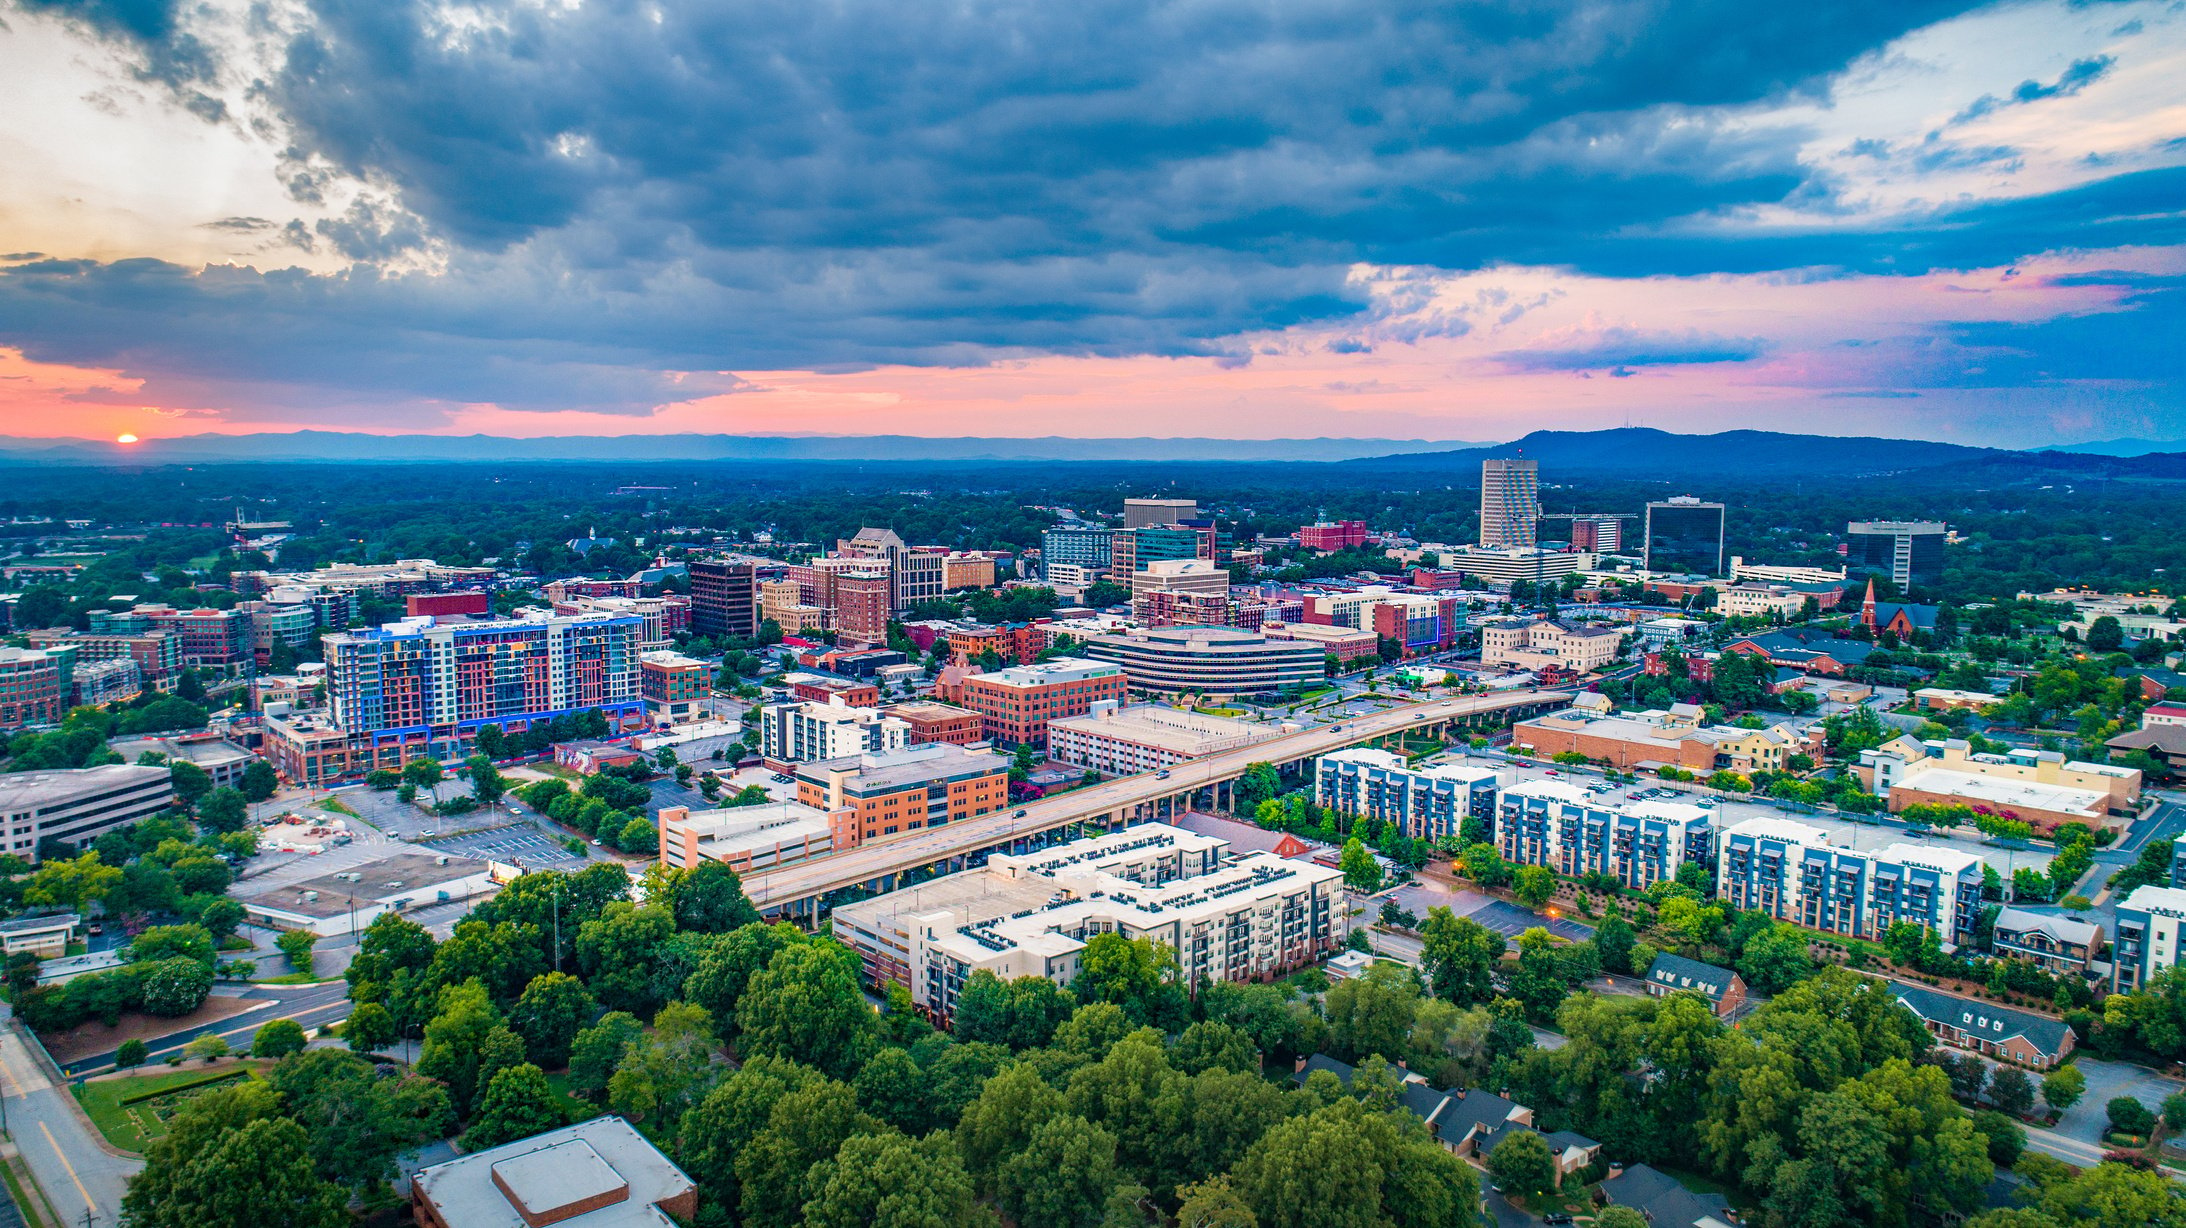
[412,1117,693,1228]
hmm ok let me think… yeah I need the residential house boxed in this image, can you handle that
[1643,951,1747,1016]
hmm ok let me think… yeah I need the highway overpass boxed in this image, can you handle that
[743,688,1570,916]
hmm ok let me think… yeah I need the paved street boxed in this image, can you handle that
[56,982,354,1076]
[0,1008,137,1228]
[2025,1055,2183,1167]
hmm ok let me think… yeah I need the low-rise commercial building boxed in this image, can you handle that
[0,765,175,860]
[0,912,80,958]
[1481,618,1624,672]
[109,731,254,789]
[639,650,708,725]
[1857,735,2141,831]
[1890,981,2076,1069]
[955,658,1128,748]
[1258,620,1379,664]
[1716,816,1985,947]
[1514,698,1816,774]
[1297,520,1368,551]
[760,696,910,763]
[410,1116,696,1228]
[1314,748,1498,843]
[833,822,1345,1018]
[882,701,985,746]
[792,742,1009,847]
[1081,626,1324,696]
[1048,701,1280,776]
[656,801,836,874]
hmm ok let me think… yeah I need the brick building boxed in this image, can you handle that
[956,658,1129,747]
[793,742,1009,847]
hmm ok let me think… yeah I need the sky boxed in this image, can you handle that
[1,0,2184,447]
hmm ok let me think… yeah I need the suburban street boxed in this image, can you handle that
[55,981,354,1077]
[740,688,1569,908]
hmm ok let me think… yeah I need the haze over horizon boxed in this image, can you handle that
[3,0,2185,447]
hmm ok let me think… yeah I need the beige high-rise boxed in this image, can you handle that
[1479,458,1540,548]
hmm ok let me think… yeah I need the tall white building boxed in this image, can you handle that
[0,765,175,860]
[1493,779,1713,891]
[833,822,1345,1018]
[2114,885,2186,993]
[1479,458,1541,549]
[1314,748,1499,843]
[759,696,910,763]
[1716,816,1985,947]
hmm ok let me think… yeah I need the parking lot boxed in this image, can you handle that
[1382,876,1595,943]
[419,824,590,871]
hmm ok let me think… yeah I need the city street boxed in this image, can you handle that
[0,1008,138,1228]
[56,982,353,1076]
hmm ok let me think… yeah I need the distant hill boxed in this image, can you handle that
[0,432,1488,465]
[1344,427,2019,478]
[2041,436,2186,458]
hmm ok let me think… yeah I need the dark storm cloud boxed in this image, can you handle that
[7,0,2181,424]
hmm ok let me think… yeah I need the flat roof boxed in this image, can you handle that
[413,1116,693,1228]
[0,764,168,811]
[971,658,1123,687]
[1049,704,1278,753]
[1894,768,2106,818]
[235,850,491,918]
[796,742,1007,792]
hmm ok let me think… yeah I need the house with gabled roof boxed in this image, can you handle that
[1289,1055,1599,1184]
[1889,980,2075,1070]
[1644,951,1747,1016]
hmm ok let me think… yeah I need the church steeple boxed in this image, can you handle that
[1861,578,1878,629]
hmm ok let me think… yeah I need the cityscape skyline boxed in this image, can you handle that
[1,1,2183,446]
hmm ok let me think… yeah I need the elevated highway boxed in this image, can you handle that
[745,688,1570,915]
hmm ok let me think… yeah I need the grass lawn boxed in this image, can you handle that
[1500,1184,1595,1218]
[75,1061,270,1152]
[543,1071,607,1125]
[317,796,360,818]
[255,971,333,985]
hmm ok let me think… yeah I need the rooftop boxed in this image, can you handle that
[1889,980,2073,1058]
[1892,768,2108,819]
[2121,884,2186,919]
[1992,907,2100,947]
[411,1116,694,1228]
[971,658,1124,688]
[0,763,169,811]
[1646,952,1737,1002]
[796,741,1007,792]
[1049,703,1279,754]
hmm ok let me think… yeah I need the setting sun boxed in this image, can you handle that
[115,433,138,444]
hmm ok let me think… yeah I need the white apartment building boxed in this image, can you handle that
[2115,885,2186,993]
[833,822,1345,1018]
[1493,778,1713,891]
[1716,816,1986,947]
[1047,701,1280,776]
[551,594,685,651]
[1480,618,1625,672]
[1314,748,1500,843]
[1730,557,1847,585]
[759,696,910,763]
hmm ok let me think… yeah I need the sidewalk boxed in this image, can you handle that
[0,1008,138,1228]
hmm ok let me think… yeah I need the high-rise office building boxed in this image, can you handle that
[688,559,757,640]
[1041,526,1118,581]
[1644,497,1727,575]
[1569,516,1623,554]
[1478,458,1540,548]
[1845,521,1946,590]
[1122,497,1198,529]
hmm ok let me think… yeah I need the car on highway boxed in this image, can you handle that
[1154,769,1171,780]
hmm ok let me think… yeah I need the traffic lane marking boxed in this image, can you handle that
[38,1121,94,1218]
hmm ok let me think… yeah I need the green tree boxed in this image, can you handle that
[1324,960,1421,1062]
[1070,933,1189,1031]
[669,860,762,933]
[197,787,249,833]
[465,1063,566,1150]
[1486,1119,1557,1199]
[953,970,1077,1050]
[141,957,215,1016]
[682,920,810,1029]
[509,971,596,1068]
[263,1049,452,1191]
[1338,838,1382,893]
[1513,864,1555,908]
[736,940,876,1079]
[1172,1020,1259,1075]
[23,851,122,910]
[251,1018,309,1058]
[608,1000,722,1124]
[1418,907,1504,1005]
[1176,1176,1259,1228]
[1594,1210,1651,1228]
[195,897,245,942]
[117,1038,149,1068]
[402,758,444,788]
[1232,1098,1388,1228]
[276,928,318,978]
[122,1087,346,1228]
[956,1060,1066,1188]
[239,759,280,802]
[1989,1065,2036,1116]
[1233,763,1281,814]
[574,900,675,1016]
[1593,911,1637,975]
[999,1114,1123,1228]
[1736,924,1814,996]
[801,1132,997,1228]
[345,1001,395,1055]
[466,755,507,804]
[169,759,214,806]
[185,1032,232,1062]
[416,980,506,1115]
[2040,1064,2086,1112]
[736,1080,879,1228]
[1461,842,1511,888]
[2106,1095,2156,1136]
[558,1012,636,1101]
[131,923,216,966]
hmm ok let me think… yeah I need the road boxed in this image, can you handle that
[0,1008,137,1228]
[740,689,1569,908]
[56,982,354,1076]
